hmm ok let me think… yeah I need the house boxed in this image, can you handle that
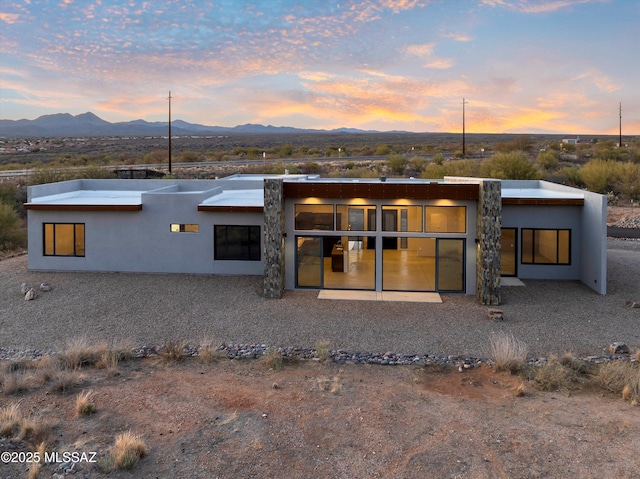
[562,135,581,145]
[24,174,607,305]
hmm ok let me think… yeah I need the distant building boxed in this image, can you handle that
[25,174,607,305]
[561,135,581,145]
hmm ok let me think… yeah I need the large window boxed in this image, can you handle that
[214,225,261,261]
[294,204,334,231]
[381,206,422,232]
[425,206,466,233]
[336,205,376,232]
[43,223,85,257]
[521,229,570,265]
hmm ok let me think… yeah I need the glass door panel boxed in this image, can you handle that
[437,239,464,292]
[382,237,435,291]
[296,236,323,287]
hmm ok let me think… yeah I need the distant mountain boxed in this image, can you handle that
[0,112,379,137]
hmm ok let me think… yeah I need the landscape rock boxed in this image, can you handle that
[24,288,37,301]
[20,282,30,295]
[608,342,629,354]
[39,282,52,292]
[487,308,504,321]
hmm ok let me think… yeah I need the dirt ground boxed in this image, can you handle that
[2,357,639,479]
[607,205,640,224]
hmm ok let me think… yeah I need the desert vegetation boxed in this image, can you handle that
[1,335,639,477]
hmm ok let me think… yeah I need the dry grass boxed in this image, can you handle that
[111,431,148,470]
[489,332,528,374]
[0,403,22,437]
[160,339,186,363]
[59,337,105,369]
[314,339,331,362]
[263,348,284,371]
[2,371,33,395]
[48,368,83,394]
[75,390,96,417]
[596,361,640,403]
[316,375,343,394]
[18,416,52,445]
[197,339,222,364]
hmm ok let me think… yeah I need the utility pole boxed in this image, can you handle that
[168,91,172,174]
[619,102,622,148]
[462,98,468,157]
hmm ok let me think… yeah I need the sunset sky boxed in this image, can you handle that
[1,0,638,134]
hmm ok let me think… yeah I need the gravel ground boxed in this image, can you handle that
[1,238,639,359]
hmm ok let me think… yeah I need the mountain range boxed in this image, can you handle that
[0,112,377,138]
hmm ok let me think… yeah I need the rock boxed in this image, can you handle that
[487,308,504,321]
[608,342,629,354]
[39,282,52,292]
[24,288,37,301]
[20,282,30,295]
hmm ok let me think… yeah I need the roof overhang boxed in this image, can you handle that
[283,182,479,200]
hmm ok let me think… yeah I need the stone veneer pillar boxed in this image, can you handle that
[263,178,285,298]
[477,179,502,305]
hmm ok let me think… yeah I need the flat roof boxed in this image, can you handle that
[28,190,144,206]
[200,189,263,208]
[502,188,584,200]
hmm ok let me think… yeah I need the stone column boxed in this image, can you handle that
[476,180,501,305]
[263,178,285,298]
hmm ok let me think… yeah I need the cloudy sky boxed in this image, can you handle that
[1,0,638,134]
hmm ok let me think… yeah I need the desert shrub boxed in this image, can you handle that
[2,371,32,395]
[180,151,201,162]
[111,431,148,470]
[449,159,481,177]
[374,145,391,156]
[480,152,540,180]
[315,339,331,362]
[77,164,116,179]
[579,159,620,193]
[536,150,559,170]
[614,162,640,201]
[0,404,22,437]
[48,368,83,394]
[75,390,96,416]
[0,202,27,251]
[596,361,640,402]
[160,340,186,363]
[530,354,588,392]
[197,339,222,363]
[59,337,105,369]
[489,332,528,374]
[386,155,408,175]
[28,166,73,185]
[263,348,284,371]
[421,163,447,179]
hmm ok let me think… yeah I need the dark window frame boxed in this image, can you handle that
[521,228,571,265]
[214,225,261,261]
[43,223,85,257]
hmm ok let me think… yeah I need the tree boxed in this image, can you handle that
[0,202,27,251]
[479,152,540,180]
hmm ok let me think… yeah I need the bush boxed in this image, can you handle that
[579,159,620,194]
[480,152,540,180]
[489,332,528,374]
[386,155,408,175]
[0,202,26,251]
